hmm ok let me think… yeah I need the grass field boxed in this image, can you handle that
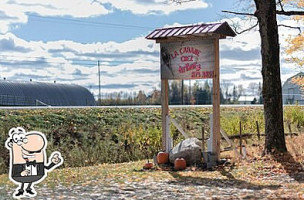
[0,106,303,199]
[0,106,303,175]
[0,134,303,199]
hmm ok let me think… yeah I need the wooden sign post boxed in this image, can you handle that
[146,22,235,160]
[212,38,220,159]
[161,79,169,151]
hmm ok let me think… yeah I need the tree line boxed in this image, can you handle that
[97,80,263,106]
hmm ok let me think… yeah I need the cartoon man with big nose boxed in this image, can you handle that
[5,127,63,198]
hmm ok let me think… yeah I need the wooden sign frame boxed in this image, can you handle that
[146,22,236,161]
[161,38,220,159]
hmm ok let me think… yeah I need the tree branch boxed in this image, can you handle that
[278,24,301,33]
[222,10,255,17]
[276,10,304,16]
[277,0,285,12]
[234,21,259,34]
[170,0,197,4]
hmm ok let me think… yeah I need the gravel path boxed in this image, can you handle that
[1,172,303,200]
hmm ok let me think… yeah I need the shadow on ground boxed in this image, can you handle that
[168,165,280,191]
[273,151,304,183]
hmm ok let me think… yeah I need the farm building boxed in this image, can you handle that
[0,81,96,106]
[238,95,259,104]
[282,72,304,105]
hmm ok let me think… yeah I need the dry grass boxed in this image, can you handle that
[286,134,304,162]
[220,133,304,195]
[0,135,303,199]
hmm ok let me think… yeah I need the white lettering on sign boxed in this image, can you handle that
[160,40,215,80]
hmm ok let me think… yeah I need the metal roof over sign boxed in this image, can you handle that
[146,22,236,42]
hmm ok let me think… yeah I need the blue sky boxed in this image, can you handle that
[12,0,234,43]
[0,0,302,98]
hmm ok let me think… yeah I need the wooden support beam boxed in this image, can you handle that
[212,38,221,160]
[161,79,169,151]
[220,129,242,159]
[169,116,189,139]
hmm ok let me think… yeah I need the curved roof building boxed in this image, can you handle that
[0,81,96,106]
[282,72,304,105]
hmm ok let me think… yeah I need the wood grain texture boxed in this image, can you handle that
[212,38,220,160]
[161,79,169,151]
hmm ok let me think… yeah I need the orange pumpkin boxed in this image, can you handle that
[174,158,186,170]
[143,162,153,169]
[157,151,169,164]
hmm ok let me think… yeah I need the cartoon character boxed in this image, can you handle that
[5,127,63,199]
[161,47,174,77]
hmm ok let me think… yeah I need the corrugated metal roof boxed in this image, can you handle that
[0,81,96,106]
[146,22,236,40]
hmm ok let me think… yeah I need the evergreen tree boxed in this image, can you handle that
[170,80,181,105]
[136,90,146,105]
[232,85,238,103]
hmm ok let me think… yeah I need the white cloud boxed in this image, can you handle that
[220,17,304,88]
[0,32,161,94]
[0,16,303,96]
[0,0,209,34]
[0,0,110,33]
[7,0,110,17]
[99,0,208,15]
[221,18,260,51]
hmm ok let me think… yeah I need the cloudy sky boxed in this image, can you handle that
[0,0,302,98]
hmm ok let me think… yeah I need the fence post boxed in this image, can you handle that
[202,126,205,152]
[239,121,242,155]
[288,122,292,138]
[256,121,260,140]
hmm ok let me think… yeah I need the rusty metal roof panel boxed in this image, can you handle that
[146,22,236,40]
[146,30,160,39]
[167,28,180,37]
[187,25,201,35]
[182,26,194,35]
[201,24,215,33]
[154,29,167,38]
[194,25,207,34]
[211,23,222,32]
[162,29,173,37]
[175,27,187,36]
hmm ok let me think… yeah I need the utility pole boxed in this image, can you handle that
[98,60,101,105]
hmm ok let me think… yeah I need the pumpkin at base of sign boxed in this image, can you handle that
[143,162,154,170]
[174,158,187,171]
[157,151,169,164]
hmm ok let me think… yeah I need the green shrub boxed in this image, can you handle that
[284,105,304,128]
[0,106,302,174]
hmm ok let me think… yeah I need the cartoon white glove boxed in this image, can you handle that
[21,169,30,176]
[51,152,62,165]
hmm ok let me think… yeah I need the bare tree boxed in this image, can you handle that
[176,0,304,153]
[226,0,304,153]
[221,79,233,99]
[237,84,244,98]
[248,82,259,96]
